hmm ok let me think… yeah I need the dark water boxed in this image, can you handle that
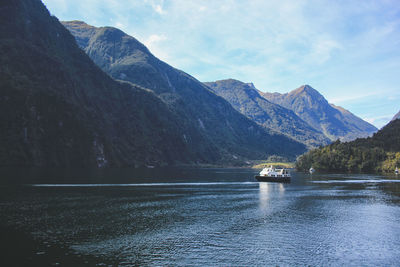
[1,168,400,266]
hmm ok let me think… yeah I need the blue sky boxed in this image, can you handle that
[42,0,400,128]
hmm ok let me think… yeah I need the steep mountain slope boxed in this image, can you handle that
[204,79,330,148]
[62,21,306,161]
[261,85,377,141]
[0,0,224,167]
[296,118,400,173]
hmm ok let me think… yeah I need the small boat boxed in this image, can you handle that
[309,167,315,174]
[396,167,399,175]
[255,166,291,183]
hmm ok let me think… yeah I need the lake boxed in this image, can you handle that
[1,168,400,266]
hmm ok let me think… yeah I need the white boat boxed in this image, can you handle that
[309,167,315,174]
[255,166,291,183]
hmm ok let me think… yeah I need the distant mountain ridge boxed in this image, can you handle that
[204,79,330,148]
[62,20,306,162]
[261,85,377,141]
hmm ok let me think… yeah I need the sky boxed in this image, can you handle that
[42,0,400,128]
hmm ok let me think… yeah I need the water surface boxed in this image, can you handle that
[1,168,400,266]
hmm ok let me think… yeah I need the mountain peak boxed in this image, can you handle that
[262,84,377,141]
[246,82,256,89]
[61,20,96,30]
[295,84,317,94]
[289,84,324,101]
[205,79,331,148]
[214,78,243,84]
[63,20,89,26]
[208,79,256,90]
[62,20,150,60]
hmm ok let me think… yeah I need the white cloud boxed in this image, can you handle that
[145,34,167,46]
[153,4,165,14]
[144,0,166,15]
[328,91,380,104]
[142,34,168,61]
[309,38,342,64]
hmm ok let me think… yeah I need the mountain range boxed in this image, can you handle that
[0,0,385,168]
[0,0,307,168]
[204,79,330,148]
[62,21,377,150]
[61,20,306,164]
[205,80,377,146]
[261,85,377,141]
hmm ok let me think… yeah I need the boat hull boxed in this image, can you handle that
[255,175,291,183]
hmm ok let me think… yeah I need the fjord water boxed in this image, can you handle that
[1,168,400,266]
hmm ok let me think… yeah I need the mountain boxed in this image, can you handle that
[296,118,400,173]
[62,21,306,162]
[261,85,377,141]
[204,79,330,148]
[391,110,400,121]
[1,0,216,167]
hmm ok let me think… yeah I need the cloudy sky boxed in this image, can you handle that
[42,0,400,128]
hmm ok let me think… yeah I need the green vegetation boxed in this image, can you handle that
[252,162,294,169]
[252,156,295,168]
[296,119,400,173]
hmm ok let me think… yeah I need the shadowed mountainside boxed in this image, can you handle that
[1,0,219,167]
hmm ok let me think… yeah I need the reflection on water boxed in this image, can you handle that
[259,182,285,194]
[1,168,400,266]
[258,183,286,213]
[259,182,271,212]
